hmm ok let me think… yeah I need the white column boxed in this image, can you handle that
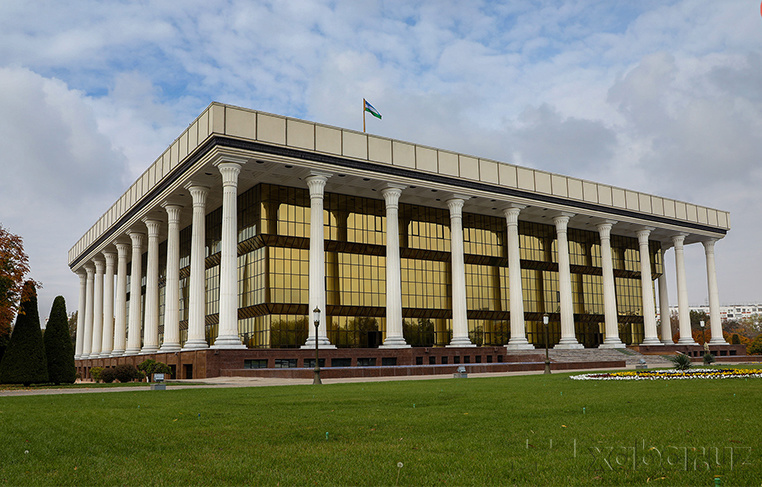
[140,218,161,354]
[637,228,662,345]
[125,230,145,355]
[703,239,726,344]
[100,250,116,357]
[212,160,247,349]
[183,185,210,350]
[302,172,335,349]
[598,221,624,348]
[82,264,95,359]
[554,213,582,349]
[111,240,129,356]
[160,203,183,352]
[74,270,87,359]
[91,258,105,357]
[380,185,409,348]
[657,245,673,344]
[504,206,533,350]
[447,196,475,347]
[673,234,696,345]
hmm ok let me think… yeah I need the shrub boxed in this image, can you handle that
[113,364,140,383]
[747,334,762,355]
[44,296,76,384]
[731,333,741,345]
[0,281,48,385]
[100,368,116,383]
[669,353,692,370]
[137,359,172,380]
[90,366,104,382]
[703,353,715,365]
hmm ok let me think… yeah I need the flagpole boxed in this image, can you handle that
[363,98,366,133]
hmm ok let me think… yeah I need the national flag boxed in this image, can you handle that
[364,99,382,120]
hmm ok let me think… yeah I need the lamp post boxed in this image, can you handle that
[700,320,707,356]
[313,307,322,385]
[543,314,551,374]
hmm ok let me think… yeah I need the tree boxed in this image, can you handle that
[0,281,48,385]
[0,225,35,334]
[44,296,76,384]
[747,334,762,356]
[68,311,78,346]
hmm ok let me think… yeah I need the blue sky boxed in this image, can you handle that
[0,0,760,320]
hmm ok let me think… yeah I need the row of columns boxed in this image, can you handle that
[75,165,727,359]
[75,157,249,359]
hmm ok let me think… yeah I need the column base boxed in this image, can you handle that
[140,346,159,355]
[640,337,664,346]
[181,339,209,351]
[74,354,81,360]
[554,341,584,350]
[99,351,113,358]
[80,354,90,360]
[110,350,124,357]
[301,337,337,349]
[661,339,675,345]
[159,343,182,353]
[379,337,411,349]
[447,337,476,348]
[677,338,698,346]
[709,338,728,345]
[123,348,141,356]
[211,336,247,349]
[598,340,625,349]
[505,339,535,351]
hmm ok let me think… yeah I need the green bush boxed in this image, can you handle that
[747,334,762,355]
[0,281,48,385]
[43,296,76,384]
[137,359,172,379]
[100,368,116,383]
[703,353,715,365]
[113,364,139,383]
[669,353,692,370]
[90,366,104,382]
[731,333,741,345]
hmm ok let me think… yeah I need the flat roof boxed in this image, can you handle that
[69,102,730,269]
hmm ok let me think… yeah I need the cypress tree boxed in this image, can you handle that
[0,281,48,385]
[44,296,76,384]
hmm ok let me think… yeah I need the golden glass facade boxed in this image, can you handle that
[128,182,663,349]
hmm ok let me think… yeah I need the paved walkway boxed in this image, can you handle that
[0,366,628,397]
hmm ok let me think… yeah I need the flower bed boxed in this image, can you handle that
[571,368,762,381]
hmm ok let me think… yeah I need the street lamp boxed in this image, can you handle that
[313,306,322,385]
[700,320,707,355]
[543,314,551,375]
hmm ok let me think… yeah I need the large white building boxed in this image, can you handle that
[68,103,733,377]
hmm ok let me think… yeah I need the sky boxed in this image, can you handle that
[0,0,760,322]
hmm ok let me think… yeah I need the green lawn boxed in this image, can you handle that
[0,371,758,486]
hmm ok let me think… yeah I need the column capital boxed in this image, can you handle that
[217,161,242,187]
[93,258,105,273]
[596,220,616,238]
[84,263,95,275]
[381,186,403,207]
[503,206,522,225]
[553,212,575,230]
[671,233,688,247]
[163,204,183,223]
[446,197,466,215]
[306,174,329,197]
[141,218,162,237]
[102,250,116,265]
[636,226,655,243]
[127,229,145,246]
[702,238,718,253]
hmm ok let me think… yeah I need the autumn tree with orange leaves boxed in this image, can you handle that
[0,224,38,362]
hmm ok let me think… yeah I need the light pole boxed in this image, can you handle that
[700,320,707,356]
[543,314,551,374]
[313,306,322,385]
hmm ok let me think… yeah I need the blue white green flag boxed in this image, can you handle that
[364,99,382,119]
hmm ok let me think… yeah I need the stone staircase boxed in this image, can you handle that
[505,347,673,368]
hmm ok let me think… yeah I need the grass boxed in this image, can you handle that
[0,371,759,486]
